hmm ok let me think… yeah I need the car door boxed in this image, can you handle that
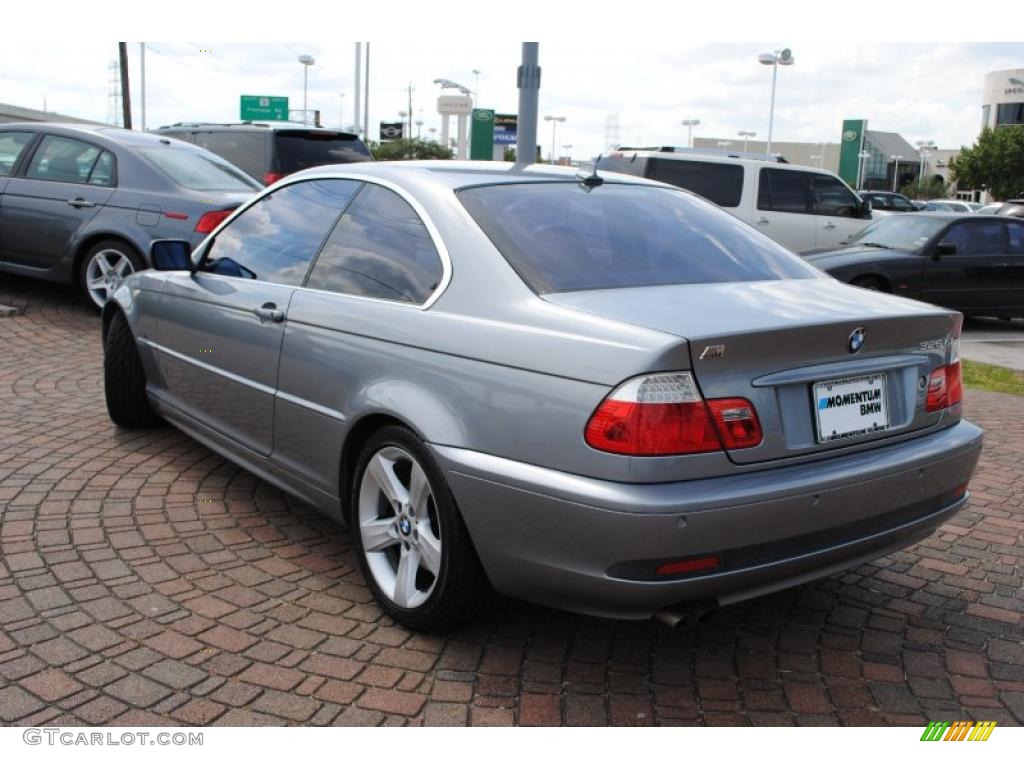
[0,130,36,258]
[1005,220,1024,313]
[273,181,448,494]
[754,167,816,252]
[921,219,1009,312]
[152,178,361,455]
[0,134,116,269]
[810,172,869,249]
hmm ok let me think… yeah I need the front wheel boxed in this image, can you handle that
[81,239,143,310]
[104,311,160,428]
[351,426,487,630]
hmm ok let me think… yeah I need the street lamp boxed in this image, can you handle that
[472,68,481,104]
[857,150,872,190]
[398,110,408,140]
[428,127,437,143]
[758,48,794,156]
[737,129,756,152]
[681,118,700,148]
[562,143,573,165]
[298,54,315,126]
[890,155,904,192]
[544,115,566,165]
[339,92,345,130]
[916,140,936,186]
[415,119,423,139]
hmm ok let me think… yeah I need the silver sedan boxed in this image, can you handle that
[101,161,983,629]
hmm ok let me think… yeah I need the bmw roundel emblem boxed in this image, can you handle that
[399,517,412,536]
[848,327,866,353]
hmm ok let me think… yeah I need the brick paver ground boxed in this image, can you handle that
[1,274,1021,727]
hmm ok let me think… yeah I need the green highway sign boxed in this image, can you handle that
[240,95,289,121]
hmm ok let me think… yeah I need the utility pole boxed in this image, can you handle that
[139,43,146,131]
[407,83,414,141]
[354,44,362,140]
[363,43,370,148]
[118,42,132,129]
[516,43,540,167]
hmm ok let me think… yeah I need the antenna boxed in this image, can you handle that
[577,154,605,191]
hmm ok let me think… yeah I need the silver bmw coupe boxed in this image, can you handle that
[101,161,983,629]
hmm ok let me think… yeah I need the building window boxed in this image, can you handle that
[996,102,1024,126]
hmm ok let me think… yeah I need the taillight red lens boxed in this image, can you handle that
[263,171,284,185]
[194,209,233,234]
[584,372,760,456]
[707,397,763,449]
[927,361,962,412]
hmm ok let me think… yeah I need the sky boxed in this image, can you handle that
[2,41,1021,160]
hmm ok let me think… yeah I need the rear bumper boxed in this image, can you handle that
[431,420,983,620]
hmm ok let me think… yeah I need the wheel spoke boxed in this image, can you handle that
[87,276,107,290]
[367,453,408,509]
[416,528,442,576]
[408,462,430,517]
[393,547,421,606]
[96,253,113,274]
[361,518,399,553]
[114,257,132,275]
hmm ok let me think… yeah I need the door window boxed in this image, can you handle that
[87,151,116,187]
[811,173,860,217]
[757,168,811,213]
[25,135,102,184]
[1006,222,1024,255]
[0,132,34,176]
[941,221,1006,256]
[202,179,361,285]
[305,183,445,304]
[646,159,744,208]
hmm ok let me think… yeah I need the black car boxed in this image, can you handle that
[153,123,373,186]
[804,213,1024,318]
[858,191,917,213]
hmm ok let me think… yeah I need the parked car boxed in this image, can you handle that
[101,162,982,629]
[596,148,872,253]
[858,191,917,214]
[995,199,1024,219]
[153,122,372,186]
[977,204,1002,215]
[804,213,1024,318]
[0,123,261,308]
[928,199,975,213]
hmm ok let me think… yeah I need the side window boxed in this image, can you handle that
[306,183,444,304]
[193,131,265,178]
[892,196,916,212]
[0,132,34,177]
[87,151,116,187]
[941,221,1005,256]
[203,179,361,285]
[811,173,860,217]
[25,135,101,184]
[1007,222,1024,255]
[758,168,811,213]
[646,159,743,208]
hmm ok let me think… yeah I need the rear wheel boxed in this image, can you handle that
[351,426,487,630]
[104,311,160,428]
[852,276,888,292]
[81,239,143,310]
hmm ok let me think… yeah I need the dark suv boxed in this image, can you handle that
[858,191,917,213]
[153,123,373,186]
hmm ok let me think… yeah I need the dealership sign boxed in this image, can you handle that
[380,122,404,141]
[493,113,518,145]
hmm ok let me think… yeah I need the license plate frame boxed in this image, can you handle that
[813,373,890,443]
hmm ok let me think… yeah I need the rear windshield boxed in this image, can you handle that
[458,182,819,294]
[645,158,744,208]
[137,147,261,192]
[273,131,372,174]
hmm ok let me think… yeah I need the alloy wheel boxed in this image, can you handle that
[85,248,135,308]
[358,446,443,609]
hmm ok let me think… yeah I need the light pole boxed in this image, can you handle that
[298,54,315,126]
[429,127,437,144]
[415,119,423,140]
[544,115,566,165]
[339,92,345,130]
[737,129,756,152]
[681,118,700,148]
[890,155,904,192]
[398,110,408,140]
[916,140,936,187]
[472,68,481,105]
[562,143,573,165]
[857,150,872,190]
[758,48,794,156]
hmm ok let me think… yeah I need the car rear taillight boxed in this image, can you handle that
[584,372,762,456]
[194,209,234,234]
[926,319,963,412]
[263,171,284,185]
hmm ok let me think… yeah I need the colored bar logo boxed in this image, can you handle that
[921,721,997,741]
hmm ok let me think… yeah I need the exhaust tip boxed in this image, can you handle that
[653,600,717,628]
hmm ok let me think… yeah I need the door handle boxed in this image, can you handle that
[254,303,285,323]
[67,198,96,208]
[823,222,836,230]
[756,216,770,224]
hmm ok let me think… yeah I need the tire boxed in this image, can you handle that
[104,311,160,429]
[852,276,887,292]
[350,425,488,630]
[80,239,144,311]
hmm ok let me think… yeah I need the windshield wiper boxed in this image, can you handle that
[856,242,890,248]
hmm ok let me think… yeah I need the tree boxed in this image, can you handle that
[949,125,1024,201]
[366,138,453,161]
[899,177,949,200]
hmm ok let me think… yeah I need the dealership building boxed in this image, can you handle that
[982,68,1024,129]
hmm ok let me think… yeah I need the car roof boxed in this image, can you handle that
[0,121,196,149]
[156,122,361,137]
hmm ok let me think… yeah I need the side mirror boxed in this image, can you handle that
[150,239,192,271]
[859,199,873,218]
[935,241,957,258]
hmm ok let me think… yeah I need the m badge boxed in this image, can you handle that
[699,345,726,360]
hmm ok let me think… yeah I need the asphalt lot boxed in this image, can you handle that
[0,274,1021,727]
[961,317,1024,371]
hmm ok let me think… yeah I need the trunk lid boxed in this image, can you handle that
[544,277,960,464]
